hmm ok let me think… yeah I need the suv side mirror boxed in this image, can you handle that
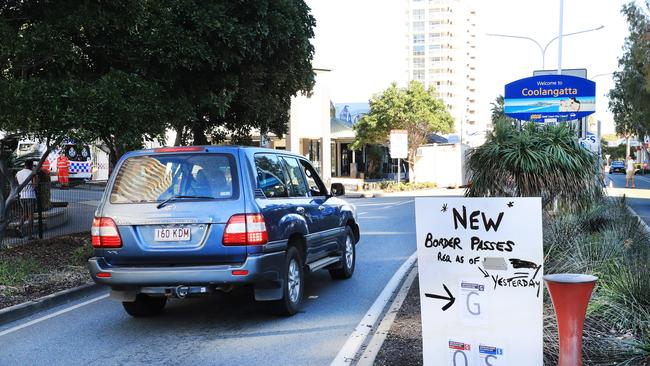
[331,183,345,197]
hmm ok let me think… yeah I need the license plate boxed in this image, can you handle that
[155,227,191,241]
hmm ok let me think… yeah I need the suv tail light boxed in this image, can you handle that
[91,217,122,248]
[223,214,268,246]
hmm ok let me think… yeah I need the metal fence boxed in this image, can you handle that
[3,181,106,246]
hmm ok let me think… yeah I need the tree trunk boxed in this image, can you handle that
[108,144,118,175]
[174,125,184,146]
[192,125,208,145]
[407,148,416,183]
[626,135,631,159]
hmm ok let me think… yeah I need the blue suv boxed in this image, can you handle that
[88,146,360,317]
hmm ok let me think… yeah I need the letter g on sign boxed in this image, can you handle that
[466,291,481,316]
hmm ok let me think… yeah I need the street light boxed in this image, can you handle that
[590,72,613,80]
[486,25,605,70]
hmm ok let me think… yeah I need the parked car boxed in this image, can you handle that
[88,146,359,317]
[609,160,625,174]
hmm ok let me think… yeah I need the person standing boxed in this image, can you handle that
[57,154,70,188]
[625,155,636,188]
[16,160,38,239]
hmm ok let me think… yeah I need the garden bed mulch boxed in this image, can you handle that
[0,233,94,310]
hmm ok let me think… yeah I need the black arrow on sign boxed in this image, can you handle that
[478,266,489,278]
[425,284,456,311]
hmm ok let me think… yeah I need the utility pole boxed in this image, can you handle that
[557,0,564,74]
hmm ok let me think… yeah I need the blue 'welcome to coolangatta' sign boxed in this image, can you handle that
[504,75,596,122]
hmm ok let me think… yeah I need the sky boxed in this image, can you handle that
[306,0,634,135]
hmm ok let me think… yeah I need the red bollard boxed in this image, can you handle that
[544,274,598,366]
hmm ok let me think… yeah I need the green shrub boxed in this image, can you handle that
[543,197,650,364]
[363,181,437,192]
[71,240,94,266]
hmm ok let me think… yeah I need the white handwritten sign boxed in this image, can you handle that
[415,197,543,366]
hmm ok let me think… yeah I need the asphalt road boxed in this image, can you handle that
[606,172,650,225]
[49,186,104,237]
[2,185,104,246]
[0,196,420,366]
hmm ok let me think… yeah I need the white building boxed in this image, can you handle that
[263,69,375,185]
[405,0,483,141]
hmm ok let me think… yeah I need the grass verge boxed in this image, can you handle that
[0,233,94,309]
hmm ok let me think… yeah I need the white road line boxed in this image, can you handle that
[330,252,417,366]
[390,200,413,207]
[357,265,418,366]
[354,203,396,207]
[0,293,109,337]
[362,231,415,235]
[634,175,650,184]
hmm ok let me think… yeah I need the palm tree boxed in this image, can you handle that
[466,121,602,210]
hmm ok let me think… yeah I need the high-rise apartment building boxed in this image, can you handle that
[406,0,481,139]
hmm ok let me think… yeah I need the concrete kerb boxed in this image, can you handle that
[626,205,650,235]
[356,264,419,366]
[0,282,105,326]
[373,188,467,197]
[345,188,467,199]
[331,253,417,366]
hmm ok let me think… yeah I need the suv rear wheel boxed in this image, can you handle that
[270,246,304,316]
[329,227,355,280]
[122,294,167,317]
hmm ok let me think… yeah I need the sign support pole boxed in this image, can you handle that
[557,0,564,74]
[397,158,401,185]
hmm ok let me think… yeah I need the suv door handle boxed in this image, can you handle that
[318,205,325,211]
[296,207,305,214]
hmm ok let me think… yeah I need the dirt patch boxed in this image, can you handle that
[0,233,94,310]
[374,275,423,366]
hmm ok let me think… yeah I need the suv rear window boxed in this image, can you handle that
[110,154,238,204]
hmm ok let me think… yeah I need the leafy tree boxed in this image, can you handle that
[609,2,650,157]
[352,81,454,181]
[138,1,316,145]
[79,71,173,168]
[490,94,516,126]
[0,0,316,245]
[601,133,621,142]
[466,121,602,210]
[0,79,83,245]
[0,2,174,168]
[2,0,316,162]
[490,95,506,123]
